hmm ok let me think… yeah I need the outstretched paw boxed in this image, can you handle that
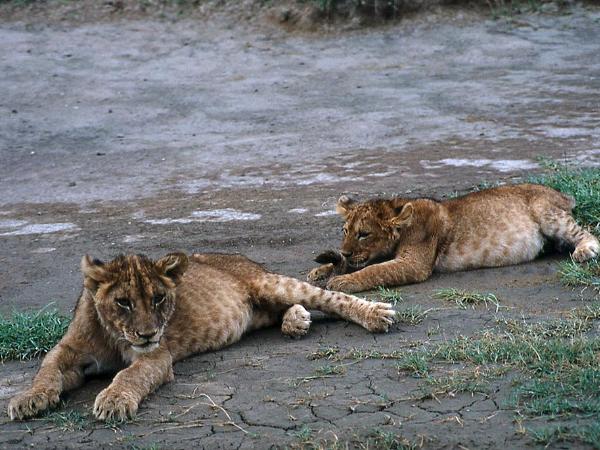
[281,305,312,338]
[363,302,396,333]
[572,239,599,262]
[8,389,60,420]
[93,387,138,421]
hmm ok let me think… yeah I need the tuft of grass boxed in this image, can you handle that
[397,353,429,378]
[45,409,90,432]
[497,316,592,339]
[434,288,500,311]
[294,424,314,443]
[558,259,600,292]
[314,364,346,376]
[307,346,340,361]
[570,302,600,321]
[529,423,600,449]
[393,306,600,446]
[0,306,70,361]
[346,348,404,361]
[420,367,504,399]
[376,287,403,306]
[395,305,429,325]
[365,429,420,450]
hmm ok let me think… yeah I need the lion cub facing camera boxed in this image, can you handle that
[309,184,599,293]
[8,252,394,421]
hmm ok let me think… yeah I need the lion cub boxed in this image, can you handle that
[8,253,394,421]
[309,184,599,293]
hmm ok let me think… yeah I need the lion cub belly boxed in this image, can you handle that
[435,219,545,272]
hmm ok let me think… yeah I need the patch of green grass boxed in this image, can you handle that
[364,429,419,450]
[307,346,340,361]
[397,353,429,378]
[571,302,600,321]
[346,348,404,361]
[308,347,406,362]
[420,367,504,399]
[497,316,591,339]
[434,288,500,311]
[44,409,90,432]
[511,367,600,417]
[0,305,70,361]
[395,305,429,325]
[393,308,600,446]
[558,259,600,292]
[376,287,403,306]
[529,423,600,449]
[314,364,346,376]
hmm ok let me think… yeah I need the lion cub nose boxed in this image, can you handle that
[341,250,353,258]
[136,330,158,340]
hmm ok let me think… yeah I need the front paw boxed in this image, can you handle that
[364,302,396,333]
[93,387,138,421]
[307,264,334,285]
[8,389,60,420]
[327,275,361,293]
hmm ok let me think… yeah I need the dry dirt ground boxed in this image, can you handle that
[1,3,600,449]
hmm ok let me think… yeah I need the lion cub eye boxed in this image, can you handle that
[152,294,166,307]
[115,298,132,310]
[358,231,370,240]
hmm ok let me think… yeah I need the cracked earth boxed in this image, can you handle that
[1,3,600,449]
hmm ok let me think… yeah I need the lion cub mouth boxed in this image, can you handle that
[131,341,160,353]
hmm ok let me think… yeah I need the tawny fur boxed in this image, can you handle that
[308,184,599,293]
[8,252,395,422]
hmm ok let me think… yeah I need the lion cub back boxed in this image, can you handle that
[435,184,572,272]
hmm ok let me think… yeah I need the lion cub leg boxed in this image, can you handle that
[93,345,173,421]
[254,274,395,333]
[8,344,85,420]
[536,206,599,262]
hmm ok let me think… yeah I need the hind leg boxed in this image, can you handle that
[281,305,312,338]
[534,204,599,262]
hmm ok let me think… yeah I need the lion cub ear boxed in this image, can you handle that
[81,255,111,292]
[156,252,189,282]
[336,195,356,218]
[390,202,414,227]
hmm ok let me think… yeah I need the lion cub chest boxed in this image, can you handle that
[434,215,545,272]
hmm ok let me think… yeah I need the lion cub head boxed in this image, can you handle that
[81,253,188,353]
[334,195,418,268]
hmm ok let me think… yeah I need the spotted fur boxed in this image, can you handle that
[8,252,394,421]
[308,184,599,293]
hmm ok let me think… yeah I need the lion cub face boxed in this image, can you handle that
[335,196,414,268]
[81,253,188,354]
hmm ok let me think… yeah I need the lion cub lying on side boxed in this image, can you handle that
[8,253,394,421]
[309,184,599,293]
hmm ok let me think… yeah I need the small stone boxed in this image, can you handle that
[68,181,76,187]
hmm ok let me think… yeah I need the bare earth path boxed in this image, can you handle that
[1,5,600,449]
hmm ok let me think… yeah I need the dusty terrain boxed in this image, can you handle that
[1,4,600,449]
